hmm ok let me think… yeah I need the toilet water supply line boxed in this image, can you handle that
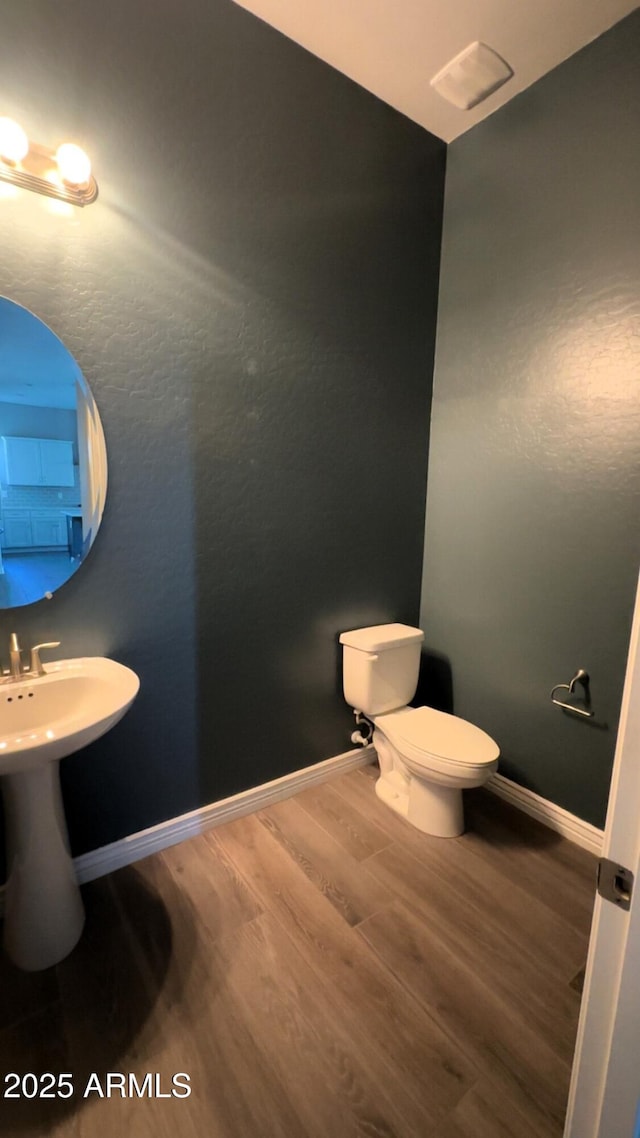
[351,710,374,747]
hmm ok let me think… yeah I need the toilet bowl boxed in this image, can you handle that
[340,623,499,837]
[372,705,499,837]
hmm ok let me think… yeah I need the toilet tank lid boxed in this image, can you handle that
[339,623,425,652]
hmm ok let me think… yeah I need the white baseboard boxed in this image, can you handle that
[73,744,375,885]
[0,751,601,921]
[486,772,604,856]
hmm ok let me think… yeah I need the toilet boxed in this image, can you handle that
[340,623,500,837]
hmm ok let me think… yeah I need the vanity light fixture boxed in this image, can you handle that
[0,117,97,206]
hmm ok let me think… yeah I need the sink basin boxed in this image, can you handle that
[0,657,139,772]
[0,657,140,971]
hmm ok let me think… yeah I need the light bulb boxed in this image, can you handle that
[0,117,29,164]
[56,142,91,186]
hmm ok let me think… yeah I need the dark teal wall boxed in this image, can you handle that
[421,12,640,827]
[0,0,445,857]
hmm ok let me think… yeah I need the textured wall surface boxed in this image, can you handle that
[0,0,444,857]
[421,11,640,827]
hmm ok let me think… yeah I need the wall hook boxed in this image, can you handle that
[568,668,589,693]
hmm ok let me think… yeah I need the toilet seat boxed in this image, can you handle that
[374,705,500,777]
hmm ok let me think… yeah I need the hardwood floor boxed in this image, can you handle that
[0,765,597,1137]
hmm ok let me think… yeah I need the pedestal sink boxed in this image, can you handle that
[0,657,139,971]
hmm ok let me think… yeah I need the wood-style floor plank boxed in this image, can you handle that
[429,1077,556,1138]
[0,762,595,1138]
[334,769,589,982]
[295,780,393,861]
[207,910,420,1138]
[56,877,203,1138]
[257,796,393,926]
[109,854,190,1007]
[359,899,570,1136]
[364,841,582,1064]
[213,814,476,1134]
[464,790,597,935]
[159,828,263,935]
[137,880,312,1137]
[153,913,309,1138]
[85,857,303,1138]
[470,788,598,888]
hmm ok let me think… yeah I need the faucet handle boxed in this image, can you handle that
[30,641,61,677]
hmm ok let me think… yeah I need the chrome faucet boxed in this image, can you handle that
[1,634,61,683]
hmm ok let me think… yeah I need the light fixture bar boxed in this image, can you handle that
[0,132,98,207]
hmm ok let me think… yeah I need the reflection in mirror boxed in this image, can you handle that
[0,298,107,608]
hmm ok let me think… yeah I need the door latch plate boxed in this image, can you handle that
[597,857,633,911]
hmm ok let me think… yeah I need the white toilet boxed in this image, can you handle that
[340,623,500,837]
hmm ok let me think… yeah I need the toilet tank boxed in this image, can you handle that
[339,624,424,716]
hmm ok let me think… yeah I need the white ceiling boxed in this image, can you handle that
[233,0,637,141]
[0,301,79,410]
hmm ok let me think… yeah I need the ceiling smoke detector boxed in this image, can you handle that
[430,41,514,110]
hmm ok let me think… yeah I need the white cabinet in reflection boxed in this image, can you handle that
[1,436,75,486]
[1,508,69,549]
[31,511,67,547]
[2,510,32,548]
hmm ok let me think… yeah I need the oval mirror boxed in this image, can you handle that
[0,298,107,608]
